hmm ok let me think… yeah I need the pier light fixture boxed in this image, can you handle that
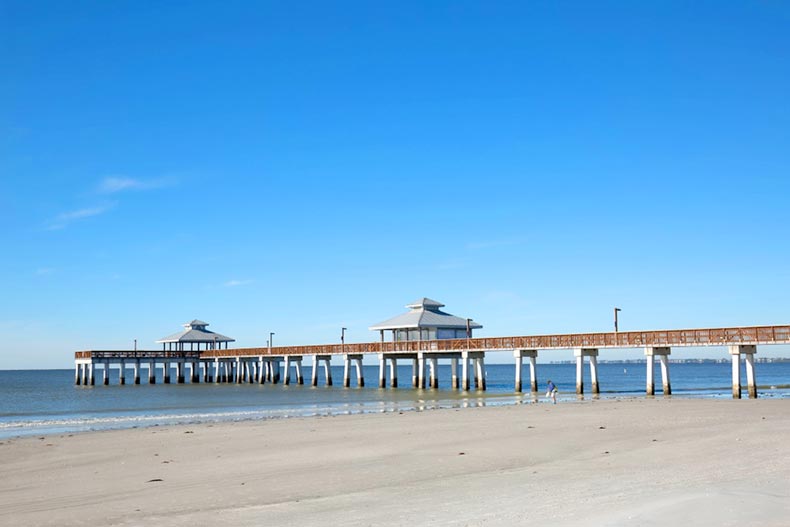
[269,332,275,350]
[614,308,622,333]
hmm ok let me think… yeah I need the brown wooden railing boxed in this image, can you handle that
[75,325,790,360]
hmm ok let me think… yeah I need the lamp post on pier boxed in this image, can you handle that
[341,327,347,354]
[614,308,622,345]
[269,332,275,353]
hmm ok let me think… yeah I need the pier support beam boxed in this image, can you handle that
[729,345,758,399]
[417,354,426,389]
[163,362,170,383]
[355,357,364,387]
[573,348,599,395]
[343,356,350,388]
[645,347,671,396]
[378,354,386,388]
[389,358,398,388]
[313,356,320,387]
[429,357,439,388]
[514,350,539,393]
[323,357,333,386]
[75,364,81,385]
[412,359,418,388]
[134,360,141,384]
[462,352,470,391]
[89,362,95,385]
[284,356,292,385]
[149,360,156,384]
[451,358,459,389]
[177,361,185,384]
[119,360,126,385]
[476,357,486,391]
[190,361,198,383]
[295,359,304,385]
[102,361,109,385]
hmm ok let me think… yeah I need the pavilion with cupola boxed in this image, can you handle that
[369,297,482,342]
[157,319,235,352]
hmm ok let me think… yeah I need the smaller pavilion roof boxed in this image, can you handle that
[369,297,482,331]
[157,320,235,343]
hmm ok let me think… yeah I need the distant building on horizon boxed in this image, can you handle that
[369,297,482,342]
[157,320,235,352]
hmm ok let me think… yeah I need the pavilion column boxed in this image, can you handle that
[89,362,95,385]
[75,363,81,385]
[81,363,88,385]
[417,354,426,389]
[313,356,320,387]
[323,357,333,386]
[354,357,364,387]
[213,359,220,384]
[451,357,459,389]
[134,359,141,384]
[119,360,126,385]
[177,361,185,384]
[163,361,170,383]
[103,360,110,386]
[190,361,198,383]
[149,360,156,384]
[412,359,418,388]
[431,357,439,388]
[378,354,386,388]
[461,352,470,391]
[389,358,398,388]
[343,355,351,388]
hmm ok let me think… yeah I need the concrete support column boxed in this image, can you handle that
[81,363,88,385]
[343,356,351,388]
[514,352,523,392]
[390,358,398,388]
[573,349,598,395]
[149,360,156,384]
[163,362,170,383]
[296,359,304,385]
[417,354,426,389]
[89,362,95,385]
[745,352,757,399]
[645,347,671,396]
[284,356,292,386]
[176,361,184,384]
[134,360,141,384]
[323,358,333,386]
[190,361,198,383]
[430,358,439,388]
[378,354,386,388]
[590,355,599,394]
[729,345,757,399]
[659,354,671,395]
[354,358,364,387]
[214,360,220,384]
[119,360,126,385]
[462,352,470,391]
[451,357,459,389]
[103,361,110,386]
[313,356,320,387]
[476,357,486,391]
[529,354,538,393]
[412,359,418,388]
[75,363,81,385]
[235,359,242,384]
[273,361,281,384]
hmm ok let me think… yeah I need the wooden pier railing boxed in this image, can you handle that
[75,325,790,361]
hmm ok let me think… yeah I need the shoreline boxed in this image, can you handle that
[2,398,789,526]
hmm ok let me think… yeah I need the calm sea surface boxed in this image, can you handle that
[2,362,789,439]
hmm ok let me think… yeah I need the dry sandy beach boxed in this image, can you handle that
[1,398,789,526]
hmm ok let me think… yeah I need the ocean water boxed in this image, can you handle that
[1,362,789,439]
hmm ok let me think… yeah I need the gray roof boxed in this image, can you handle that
[157,320,235,343]
[369,298,482,331]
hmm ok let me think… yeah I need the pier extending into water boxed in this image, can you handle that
[75,325,790,399]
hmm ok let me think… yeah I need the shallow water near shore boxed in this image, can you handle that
[2,362,789,438]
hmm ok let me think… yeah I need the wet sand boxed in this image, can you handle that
[1,397,789,526]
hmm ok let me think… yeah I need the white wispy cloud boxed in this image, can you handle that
[35,267,55,275]
[98,176,172,194]
[47,203,115,230]
[224,279,253,287]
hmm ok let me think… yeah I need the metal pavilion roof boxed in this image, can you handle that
[369,297,483,331]
[157,320,235,344]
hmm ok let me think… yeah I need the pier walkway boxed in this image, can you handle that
[75,324,790,399]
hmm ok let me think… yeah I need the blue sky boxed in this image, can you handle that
[2,1,789,369]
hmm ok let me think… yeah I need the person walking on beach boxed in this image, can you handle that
[546,380,558,404]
